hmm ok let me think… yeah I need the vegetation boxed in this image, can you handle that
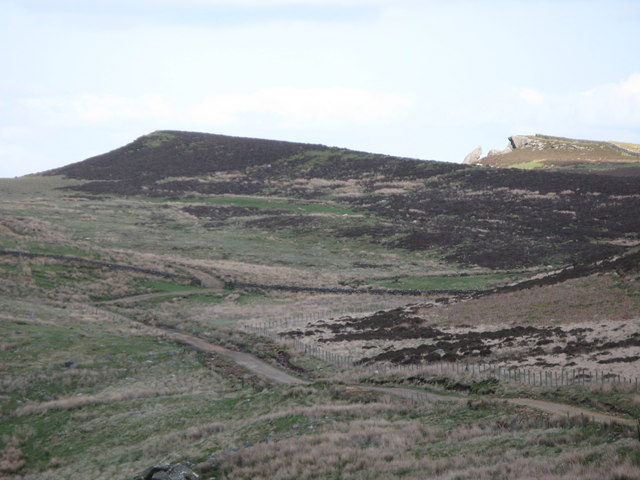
[610,141,640,154]
[1,130,640,479]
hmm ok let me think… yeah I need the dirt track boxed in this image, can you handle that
[507,398,637,426]
[89,307,637,427]
[99,288,223,305]
[165,331,308,386]
[161,328,638,426]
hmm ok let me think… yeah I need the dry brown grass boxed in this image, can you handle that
[0,212,70,244]
[0,447,25,474]
[209,411,640,480]
[0,426,35,475]
[419,274,640,326]
[142,421,227,458]
[13,370,222,416]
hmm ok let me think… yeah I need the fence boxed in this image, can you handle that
[82,303,640,393]
[241,313,640,393]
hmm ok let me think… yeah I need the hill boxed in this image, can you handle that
[1,130,640,479]
[472,134,640,175]
[46,130,640,270]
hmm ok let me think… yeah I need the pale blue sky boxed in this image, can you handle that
[1,0,639,177]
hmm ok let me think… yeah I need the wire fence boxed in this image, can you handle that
[83,304,640,393]
[241,313,640,393]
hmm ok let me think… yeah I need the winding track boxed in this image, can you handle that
[165,330,307,385]
[84,306,638,426]
[155,324,638,427]
[99,288,223,305]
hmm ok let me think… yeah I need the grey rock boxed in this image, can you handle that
[509,135,531,149]
[135,462,198,480]
[486,145,512,156]
[463,146,482,164]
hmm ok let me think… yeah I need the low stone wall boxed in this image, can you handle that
[0,250,201,285]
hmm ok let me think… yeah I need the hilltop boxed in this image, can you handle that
[467,134,640,175]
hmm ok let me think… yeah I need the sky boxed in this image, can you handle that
[1,0,639,178]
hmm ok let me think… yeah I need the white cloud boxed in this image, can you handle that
[516,87,545,107]
[20,95,137,124]
[444,73,640,137]
[578,73,640,126]
[138,0,402,6]
[187,87,411,125]
[18,87,412,128]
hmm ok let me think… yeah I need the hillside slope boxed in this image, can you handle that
[46,130,640,270]
[2,131,640,480]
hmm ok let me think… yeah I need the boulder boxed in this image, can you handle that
[463,146,482,164]
[508,135,531,149]
[134,462,198,480]
[486,145,513,156]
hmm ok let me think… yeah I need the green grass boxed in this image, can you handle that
[0,238,18,249]
[235,291,266,305]
[175,195,359,216]
[509,160,545,170]
[183,293,227,303]
[610,141,640,154]
[141,131,178,149]
[24,242,101,259]
[0,317,202,415]
[30,264,98,290]
[136,279,203,293]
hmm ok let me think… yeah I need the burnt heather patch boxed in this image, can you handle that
[47,130,640,270]
[292,308,640,368]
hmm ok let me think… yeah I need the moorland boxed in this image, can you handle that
[1,130,639,480]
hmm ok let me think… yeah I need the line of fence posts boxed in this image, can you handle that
[79,303,639,393]
[84,305,640,393]
[242,312,640,393]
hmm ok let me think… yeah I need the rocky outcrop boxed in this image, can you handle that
[509,135,532,149]
[134,462,198,480]
[487,145,512,156]
[463,146,482,164]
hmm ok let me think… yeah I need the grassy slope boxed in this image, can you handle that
[2,301,639,480]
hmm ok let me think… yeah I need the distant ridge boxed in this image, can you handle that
[533,134,640,157]
[469,134,640,175]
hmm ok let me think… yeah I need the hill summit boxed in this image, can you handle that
[465,134,640,175]
[48,130,331,181]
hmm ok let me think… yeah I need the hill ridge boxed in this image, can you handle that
[533,133,640,157]
[471,133,640,173]
[47,130,333,181]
